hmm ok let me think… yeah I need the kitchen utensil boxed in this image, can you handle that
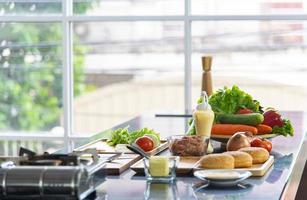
[126,145,150,159]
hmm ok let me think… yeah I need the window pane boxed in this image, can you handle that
[73,0,184,16]
[0,0,62,15]
[192,21,307,111]
[0,22,63,132]
[192,0,307,15]
[73,21,184,134]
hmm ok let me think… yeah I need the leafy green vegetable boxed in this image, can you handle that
[209,85,261,114]
[187,118,196,135]
[272,119,294,137]
[130,128,159,142]
[107,126,130,146]
[107,127,160,146]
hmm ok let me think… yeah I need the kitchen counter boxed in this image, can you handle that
[79,111,306,200]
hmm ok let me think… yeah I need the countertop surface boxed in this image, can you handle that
[81,111,306,200]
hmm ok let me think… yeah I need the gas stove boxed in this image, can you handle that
[17,147,82,166]
[0,147,117,200]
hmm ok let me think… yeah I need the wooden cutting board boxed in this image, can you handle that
[75,139,168,156]
[130,156,274,177]
[75,139,168,175]
[130,156,202,175]
[194,155,274,177]
[99,153,141,175]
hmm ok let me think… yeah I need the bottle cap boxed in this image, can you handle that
[196,91,211,111]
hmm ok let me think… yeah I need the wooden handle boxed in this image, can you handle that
[201,56,213,96]
[202,56,212,72]
[202,72,213,96]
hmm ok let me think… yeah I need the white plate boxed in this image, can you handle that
[194,170,252,187]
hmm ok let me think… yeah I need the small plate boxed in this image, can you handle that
[194,170,252,187]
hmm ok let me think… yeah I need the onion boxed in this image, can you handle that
[242,131,253,142]
[226,132,251,151]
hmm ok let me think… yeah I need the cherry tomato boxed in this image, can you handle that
[237,108,253,114]
[135,136,154,152]
[251,137,272,152]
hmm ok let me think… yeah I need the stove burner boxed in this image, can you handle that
[18,147,80,166]
[21,159,63,166]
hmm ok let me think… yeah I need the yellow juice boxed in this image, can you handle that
[194,109,214,137]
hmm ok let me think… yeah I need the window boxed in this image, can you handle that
[0,22,62,132]
[73,21,184,134]
[73,0,184,15]
[1,0,307,154]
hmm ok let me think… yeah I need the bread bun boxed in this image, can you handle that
[224,151,253,168]
[200,154,234,169]
[239,147,269,164]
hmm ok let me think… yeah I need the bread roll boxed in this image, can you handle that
[224,151,253,168]
[239,147,269,164]
[200,154,234,169]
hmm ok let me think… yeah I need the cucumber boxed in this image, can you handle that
[216,113,264,126]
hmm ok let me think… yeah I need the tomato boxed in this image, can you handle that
[251,137,272,152]
[135,136,154,152]
[237,108,253,114]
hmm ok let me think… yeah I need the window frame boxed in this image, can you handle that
[1,0,307,152]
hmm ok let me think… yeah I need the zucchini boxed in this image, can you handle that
[216,113,264,126]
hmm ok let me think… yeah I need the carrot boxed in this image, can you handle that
[256,124,272,134]
[211,124,258,135]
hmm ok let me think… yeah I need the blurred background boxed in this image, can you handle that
[1,0,307,154]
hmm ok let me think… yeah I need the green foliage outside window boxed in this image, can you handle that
[0,2,97,131]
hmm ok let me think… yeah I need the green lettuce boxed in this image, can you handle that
[208,85,261,114]
[107,127,160,146]
[107,126,130,146]
[272,119,294,137]
[130,127,160,142]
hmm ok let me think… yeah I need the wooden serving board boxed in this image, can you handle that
[74,139,168,175]
[131,155,274,177]
[75,139,168,156]
[130,156,202,175]
[99,153,141,175]
[194,156,274,177]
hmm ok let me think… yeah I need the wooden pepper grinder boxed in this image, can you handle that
[201,56,214,153]
[201,56,213,96]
